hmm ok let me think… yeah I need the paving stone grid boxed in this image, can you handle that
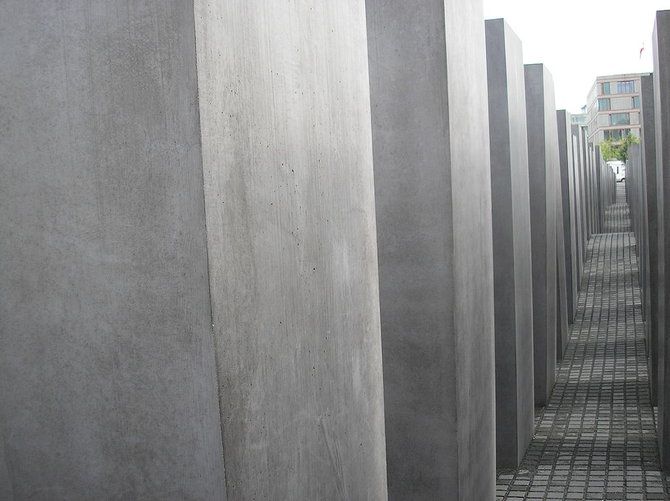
[496,183,670,500]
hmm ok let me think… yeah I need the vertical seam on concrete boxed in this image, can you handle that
[499,26,524,450]
[191,2,230,497]
[440,5,461,498]
[440,0,458,495]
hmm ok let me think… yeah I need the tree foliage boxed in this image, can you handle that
[598,133,640,162]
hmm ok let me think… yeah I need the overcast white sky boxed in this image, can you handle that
[483,0,670,113]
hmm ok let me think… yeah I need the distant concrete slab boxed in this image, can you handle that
[525,63,559,406]
[570,124,586,287]
[641,73,659,406]
[557,110,578,325]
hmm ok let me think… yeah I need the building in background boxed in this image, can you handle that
[571,113,588,126]
[586,73,649,144]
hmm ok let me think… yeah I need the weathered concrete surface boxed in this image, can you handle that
[558,111,578,323]
[525,64,559,406]
[654,9,670,471]
[641,74,659,405]
[588,143,599,235]
[579,128,593,242]
[197,1,388,499]
[596,148,617,225]
[0,2,389,499]
[556,177,570,361]
[575,126,590,269]
[485,18,534,470]
[0,3,227,499]
[596,148,604,231]
[627,143,646,310]
[570,124,585,290]
[555,112,571,361]
[627,140,649,367]
[0,430,12,501]
[367,0,496,498]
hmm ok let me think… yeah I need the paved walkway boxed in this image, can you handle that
[496,185,670,500]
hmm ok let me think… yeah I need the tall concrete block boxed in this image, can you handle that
[627,142,646,303]
[0,2,388,499]
[556,253,570,360]
[198,2,387,499]
[558,111,578,322]
[595,147,604,232]
[587,143,599,235]
[597,148,616,218]
[485,18,534,469]
[654,9,670,470]
[576,126,590,263]
[0,3,226,498]
[579,127,594,242]
[556,161,570,360]
[367,0,496,498]
[570,124,585,288]
[525,64,559,406]
[641,74,659,405]
[627,138,650,361]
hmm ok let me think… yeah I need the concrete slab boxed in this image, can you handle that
[525,64,559,406]
[570,124,585,289]
[627,143,646,311]
[580,128,594,242]
[485,18,534,470]
[0,3,227,498]
[598,148,617,222]
[588,143,599,235]
[556,168,570,361]
[576,126,590,265]
[641,73,659,405]
[196,1,387,498]
[558,111,578,323]
[653,9,670,470]
[0,2,389,499]
[367,0,496,498]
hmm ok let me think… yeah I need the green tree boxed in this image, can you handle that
[598,133,640,162]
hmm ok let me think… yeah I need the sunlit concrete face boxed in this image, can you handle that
[367,0,496,498]
[525,64,560,407]
[0,1,389,499]
[198,1,388,498]
[485,18,535,470]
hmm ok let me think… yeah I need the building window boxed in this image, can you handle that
[617,81,635,93]
[633,96,641,108]
[610,113,630,125]
[598,98,611,111]
[604,129,631,140]
[602,82,611,94]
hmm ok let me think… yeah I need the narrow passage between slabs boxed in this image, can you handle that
[496,183,670,500]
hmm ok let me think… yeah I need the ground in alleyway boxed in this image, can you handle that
[496,185,670,500]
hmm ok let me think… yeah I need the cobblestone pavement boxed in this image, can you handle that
[496,185,670,500]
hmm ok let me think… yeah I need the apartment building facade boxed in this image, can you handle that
[586,73,649,144]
